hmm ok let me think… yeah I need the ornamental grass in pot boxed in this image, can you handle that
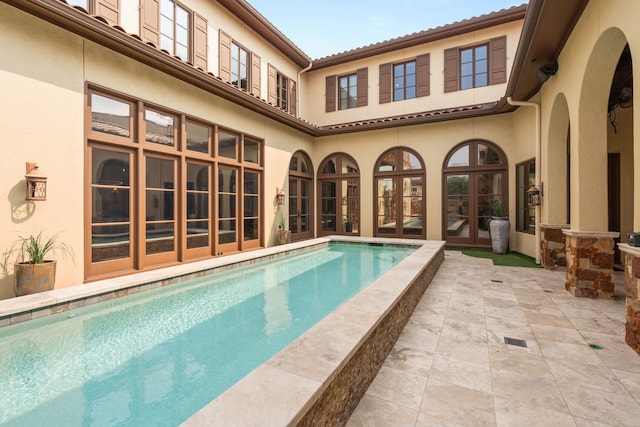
[2,231,73,297]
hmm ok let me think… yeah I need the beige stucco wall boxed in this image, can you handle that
[304,20,522,127]
[314,113,515,241]
[0,3,313,300]
[538,0,639,233]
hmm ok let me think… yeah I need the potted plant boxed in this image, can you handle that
[488,199,509,254]
[2,231,73,296]
[276,213,290,245]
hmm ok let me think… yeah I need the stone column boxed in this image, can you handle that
[539,224,569,269]
[562,230,619,299]
[618,244,640,356]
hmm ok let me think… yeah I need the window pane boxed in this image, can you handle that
[146,190,175,221]
[475,45,488,60]
[244,218,259,241]
[402,176,423,235]
[405,61,416,74]
[378,151,396,172]
[447,145,469,167]
[218,220,236,244]
[394,88,404,101]
[244,195,259,217]
[403,151,422,170]
[160,34,173,53]
[461,76,473,90]
[461,48,473,63]
[187,163,208,191]
[145,109,175,146]
[187,193,208,219]
[478,144,502,165]
[91,94,131,138]
[186,121,209,153]
[218,194,236,217]
[244,171,259,194]
[146,222,174,254]
[146,157,174,189]
[218,168,236,193]
[187,220,209,249]
[475,72,488,87]
[476,59,487,74]
[176,5,189,26]
[461,62,473,77]
[218,131,237,159]
[91,224,130,262]
[322,158,337,174]
[300,156,309,173]
[406,86,416,99]
[244,138,259,163]
[394,64,404,77]
[161,0,173,16]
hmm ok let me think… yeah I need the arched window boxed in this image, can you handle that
[374,148,426,238]
[317,153,360,236]
[443,140,508,246]
[288,151,314,241]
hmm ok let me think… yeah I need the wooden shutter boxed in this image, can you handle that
[268,64,277,105]
[95,0,119,26]
[356,68,368,107]
[193,13,208,70]
[290,81,297,116]
[140,0,159,45]
[416,53,430,97]
[219,30,231,82]
[379,63,392,104]
[489,36,507,85]
[325,75,336,112]
[443,47,459,93]
[251,53,261,97]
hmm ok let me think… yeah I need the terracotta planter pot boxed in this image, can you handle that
[14,260,56,296]
[276,230,290,245]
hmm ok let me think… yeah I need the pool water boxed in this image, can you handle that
[0,243,414,426]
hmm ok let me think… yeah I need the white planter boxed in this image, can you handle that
[489,217,510,254]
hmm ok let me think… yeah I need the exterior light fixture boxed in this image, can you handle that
[276,187,285,205]
[25,162,47,201]
[527,185,541,206]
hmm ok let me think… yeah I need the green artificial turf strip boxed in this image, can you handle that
[445,246,541,268]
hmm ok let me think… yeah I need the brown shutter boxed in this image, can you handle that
[489,35,507,85]
[268,64,277,105]
[140,0,159,45]
[325,75,336,112]
[219,30,231,82]
[379,62,391,104]
[251,53,261,97]
[95,0,119,26]
[416,53,430,97]
[193,13,208,70]
[356,67,368,107]
[443,47,459,93]
[290,81,297,116]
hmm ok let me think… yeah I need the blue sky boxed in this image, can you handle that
[246,0,525,59]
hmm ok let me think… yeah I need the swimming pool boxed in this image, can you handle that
[0,242,416,426]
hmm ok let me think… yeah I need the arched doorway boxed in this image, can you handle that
[317,153,360,236]
[443,140,508,247]
[374,147,426,238]
[288,150,313,241]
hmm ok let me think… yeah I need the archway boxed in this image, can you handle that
[373,147,426,239]
[442,140,508,247]
[288,150,314,241]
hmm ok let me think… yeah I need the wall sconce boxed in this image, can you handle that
[25,162,47,201]
[276,187,285,205]
[527,185,541,206]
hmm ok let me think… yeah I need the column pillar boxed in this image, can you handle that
[618,244,640,356]
[563,230,619,299]
[540,224,569,269]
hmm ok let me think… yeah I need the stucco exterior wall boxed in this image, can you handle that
[0,3,313,299]
[538,0,639,233]
[304,21,522,127]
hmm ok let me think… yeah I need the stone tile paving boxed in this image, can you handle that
[347,251,640,427]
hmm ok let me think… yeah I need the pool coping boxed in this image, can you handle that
[0,236,445,424]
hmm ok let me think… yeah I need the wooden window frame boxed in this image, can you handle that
[444,36,506,93]
[219,32,260,96]
[393,60,417,101]
[268,64,296,114]
[67,0,120,26]
[288,151,314,241]
[339,73,357,110]
[85,87,263,281]
[516,158,536,234]
[317,153,360,237]
[460,43,488,90]
[373,147,426,239]
[159,0,191,60]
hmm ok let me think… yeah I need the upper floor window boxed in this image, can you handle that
[268,64,296,115]
[339,74,357,110]
[140,0,208,69]
[460,44,488,90]
[219,31,261,96]
[231,42,249,90]
[66,0,119,25]
[394,61,416,101]
[325,68,368,112]
[160,0,189,60]
[444,36,506,93]
[379,54,430,104]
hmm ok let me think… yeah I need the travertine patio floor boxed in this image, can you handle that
[348,251,640,427]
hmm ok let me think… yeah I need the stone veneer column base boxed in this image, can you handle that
[563,230,619,299]
[618,244,640,356]
[540,224,569,269]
